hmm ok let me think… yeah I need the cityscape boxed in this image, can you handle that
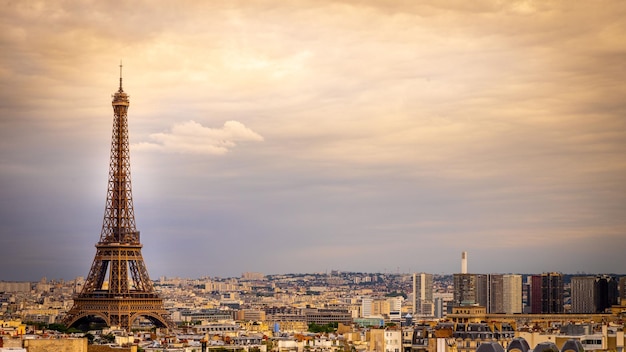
[1,268,625,352]
[2,1,626,352]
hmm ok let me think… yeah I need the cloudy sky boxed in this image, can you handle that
[1,1,625,281]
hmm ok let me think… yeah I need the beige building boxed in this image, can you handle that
[0,320,26,336]
[518,326,625,352]
[369,329,386,352]
[237,309,267,321]
[23,338,88,352]
[502,275,522,314]
[0,282,31,293]
[242,272,265,280]
[448,306,614,329]
[273,321,308,333]
[373,299,391,317]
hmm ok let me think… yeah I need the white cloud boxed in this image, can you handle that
[134,120,263,155]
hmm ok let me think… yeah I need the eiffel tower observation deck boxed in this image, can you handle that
[64,65,171,330]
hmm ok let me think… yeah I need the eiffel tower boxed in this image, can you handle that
[64,65,171,330]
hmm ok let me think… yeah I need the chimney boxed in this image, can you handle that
[461,251,467,274]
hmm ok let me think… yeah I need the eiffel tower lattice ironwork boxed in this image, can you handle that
[64,65,171,330]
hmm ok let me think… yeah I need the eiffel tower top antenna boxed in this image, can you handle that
[119,61,123,90]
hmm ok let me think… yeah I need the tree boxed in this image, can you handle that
[385,291,407,299]
[101,333,116,344]
[308,322,338,333]
[47,323,68,333]
[84,333,95,344]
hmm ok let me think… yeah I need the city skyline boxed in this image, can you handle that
[1,1,625,281]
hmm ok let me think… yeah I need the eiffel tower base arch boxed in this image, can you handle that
[64,296,171,330]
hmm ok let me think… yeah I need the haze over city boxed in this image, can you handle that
[1,1,625,281]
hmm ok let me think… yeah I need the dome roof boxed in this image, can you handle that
[477,342,505,352]
[507,337,530,352]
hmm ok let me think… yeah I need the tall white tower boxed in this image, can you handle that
[461,251,468,274]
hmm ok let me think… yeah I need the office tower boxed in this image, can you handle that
[64,66,171,330]
[595,275,618,312]
[453,273,488,307]
[388,296,402,321]
[433,292,453,318]
[413,273,434,316]
[571,276,596,313]
[362,297,373,317]
[475,274,489,307]
[619,276,626,305]
[502,274,522,314]
[485,274,522,313]
[434,297,444,318]
[522,278,528,304]
[454,273,475,306]
[489,274,504,313]
[530,272,563,314]
[530,275,542,313]
[454,272,522,313]
[571,275,617,313]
